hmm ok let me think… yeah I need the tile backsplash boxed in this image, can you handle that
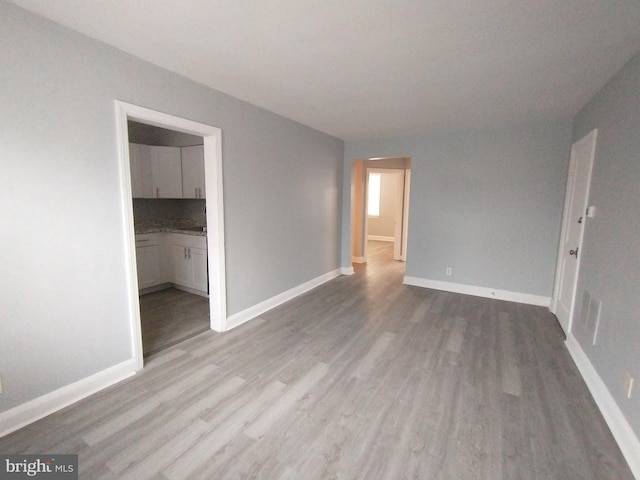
[133,199,206,228]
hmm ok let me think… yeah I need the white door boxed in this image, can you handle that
[553,129,597,334]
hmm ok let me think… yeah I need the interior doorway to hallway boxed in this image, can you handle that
[350,157,411,269]
[355,239,406,281]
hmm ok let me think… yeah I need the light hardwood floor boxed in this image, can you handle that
[0,241,633,479]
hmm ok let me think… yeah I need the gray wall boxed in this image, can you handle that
[0,2,343,413]
[342,121,573,297]
[571,54,640,435]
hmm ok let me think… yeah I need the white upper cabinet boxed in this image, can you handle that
[150,146,183,198]
[129,143,205,199]
[181,145,205,199]
[129,143,153,198]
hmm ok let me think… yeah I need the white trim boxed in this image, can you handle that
[401,169,411,262]
[403,276,550,307]
[352,256,366,264]
[0,360,136,438]
[114,102,144,370]
[226,269,342,330]
[173,284,209,298]
[341,266,355,275]
[138,283,172,296]
[114,101,227,372]
[565,334,640,478]
[367,235,394,242]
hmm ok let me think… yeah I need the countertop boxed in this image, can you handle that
[135,222,207,237]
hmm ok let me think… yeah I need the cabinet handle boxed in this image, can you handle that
[156,187,159,198]
[184,247,187,259]
[136,239,150,243]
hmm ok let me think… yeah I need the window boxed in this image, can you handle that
[368,172,381,217]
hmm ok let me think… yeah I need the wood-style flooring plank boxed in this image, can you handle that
[0,241,633,480]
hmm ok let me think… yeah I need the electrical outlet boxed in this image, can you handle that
[624,372,634,399]
[446,267,453,276]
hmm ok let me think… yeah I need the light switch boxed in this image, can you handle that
[587,205,596,218]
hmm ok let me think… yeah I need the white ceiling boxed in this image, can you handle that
[9,0,640,140]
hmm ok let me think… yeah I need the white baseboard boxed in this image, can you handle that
[367,235,394,242]
[138,282,172,296]
[352,256,366,264]
[0,359,136,438]
[172,284,209,298]
[403,276,550,307]
[565,334,640,478]
[139,283,208,298]
[341,266,355,275]
[226,268,342,331]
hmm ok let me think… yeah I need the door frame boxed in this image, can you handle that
[401,169,411,261]
[550,129,597,335]
[115,101,227,370]
[363,167,410,261]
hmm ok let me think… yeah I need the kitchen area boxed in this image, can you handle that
[128,120,210,356]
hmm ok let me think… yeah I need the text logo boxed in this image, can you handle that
[0,455,77,479]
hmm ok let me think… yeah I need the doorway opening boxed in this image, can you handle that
[351,157,411,270]
[115,101,227,370]
[127,120,209,358]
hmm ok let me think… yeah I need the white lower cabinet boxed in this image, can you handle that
[136,232,207,295]
[135,234,161,289]
[171,244,192,287]
[169,234,208,294]
[190,246,208,292]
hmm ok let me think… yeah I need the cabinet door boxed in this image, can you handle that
[181,145,205,199]
[150,146,183,198]
[190,247,208,292]
[171,244,192,287]
[136,245,159,289]
[129,143,152,198]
